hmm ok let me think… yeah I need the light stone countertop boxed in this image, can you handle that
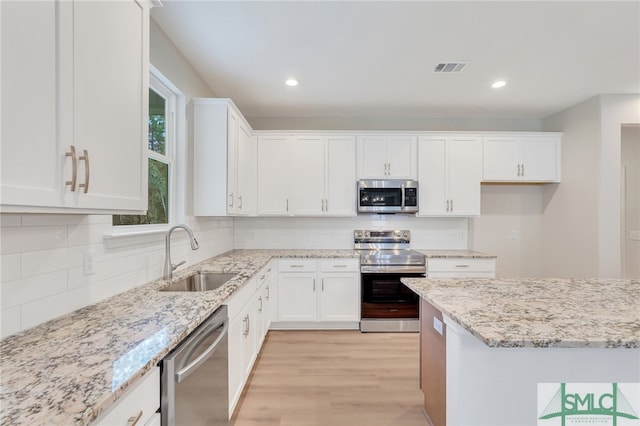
[0,249,358,426]
[402,277,640,349]
[0,248,497,425]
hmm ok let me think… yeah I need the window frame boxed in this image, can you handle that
[110,65,185,236]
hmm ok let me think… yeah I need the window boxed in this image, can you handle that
[113,70,178,228]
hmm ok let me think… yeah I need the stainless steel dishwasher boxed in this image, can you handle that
[161,305,229,426]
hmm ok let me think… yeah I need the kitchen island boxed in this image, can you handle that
[401,277,640,426]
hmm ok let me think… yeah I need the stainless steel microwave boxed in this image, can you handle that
[357,179,419,214]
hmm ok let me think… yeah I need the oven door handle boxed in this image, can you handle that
[360,265,426,274]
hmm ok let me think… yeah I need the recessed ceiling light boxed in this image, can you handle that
[492,80,507,88]
[285,78,299,87]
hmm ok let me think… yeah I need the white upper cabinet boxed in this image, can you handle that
[257,135,291,215]
[418,135,481,216]
[357,135,417,179]
[193,98,256,216]
[325,136,357,216]
[1,0,150,213]
[257,134,356,217]
[482,134,561,182]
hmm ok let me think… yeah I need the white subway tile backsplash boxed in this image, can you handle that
[1,270,68,309]
[20,286,89,330]
[21,246,86,278]
[0,213,235,337]
[1,254,21,281]
[1,225,67,255]
[1,306,21,338]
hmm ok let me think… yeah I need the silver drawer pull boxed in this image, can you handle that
[455,264,470,268]
[333,264,347,268]
[78,149,90,193]
[290,264,304,268]
[127,411,143,426]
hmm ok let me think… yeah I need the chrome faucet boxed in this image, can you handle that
[163,224,199,280]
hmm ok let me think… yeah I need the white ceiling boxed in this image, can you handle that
[151,1,640,122]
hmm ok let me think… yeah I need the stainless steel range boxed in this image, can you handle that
[355,229,426,332]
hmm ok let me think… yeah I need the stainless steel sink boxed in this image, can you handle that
[160,272,236,292]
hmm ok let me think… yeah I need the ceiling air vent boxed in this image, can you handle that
[433,62,469,73]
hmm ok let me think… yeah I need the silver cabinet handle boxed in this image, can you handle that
[290,264,304,268]
[521,163,525,176]
[229,192,234,207]
[260,274,266,280]
[65,146,77,191]
[450,199,454,212]
[313,278,316,291]
[266,285,270,299]
[238,195,243,209]
[333,264,347,268]
[243,315,249,336]
[455,264,470,268]
[325,199,328,212]
[127,411,143,426]
[321,278,324,291]
[258,296,263,312]
[286,198,289,211]
[78,149,90,193]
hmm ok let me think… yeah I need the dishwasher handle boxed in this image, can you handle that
[175,320,229,383]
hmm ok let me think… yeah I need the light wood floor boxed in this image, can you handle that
[231,330,427,426]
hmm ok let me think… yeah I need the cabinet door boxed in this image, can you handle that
[482,137,520,181]
[418,137,447,216]
[447,137,481,216]
[326,136,357,216]
[227,312,244,415]
[257,136,291,215]
[357,136,388,178]
[387,136,417,179]
[72,0,147,211]
[278,273,317,321]
[0,1,63,209]
[236,122,257,215]
[290,136,325,215]
[318,273,360,322]
[227,108,239,214]
[521,137,559,182]
[242,298,258,379]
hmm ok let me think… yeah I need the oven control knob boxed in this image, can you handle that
[403,231,409,238]
[355,231,362,238]
[364,231,370,238]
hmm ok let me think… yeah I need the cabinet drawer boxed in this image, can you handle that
[93,367,159,426]
[427,258,496,273]
[278,259,317,272]
[427,271,496,279]
[319,258,359,272]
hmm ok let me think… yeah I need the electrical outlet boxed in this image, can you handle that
[630,231,640,241]
[509,230,519,240]
[83,250,96,276]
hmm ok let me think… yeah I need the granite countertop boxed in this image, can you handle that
[402,277,640,349]
[417,249,496,258]
[0,249,358,426]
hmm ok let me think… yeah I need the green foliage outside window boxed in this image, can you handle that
[113,88,170,226]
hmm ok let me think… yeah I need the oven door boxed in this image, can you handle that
[361,272,423,319]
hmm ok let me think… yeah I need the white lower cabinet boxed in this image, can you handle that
[225,263,271,418]
[92,367,160,426]
[274,259,360,329]
[426,258,496,278]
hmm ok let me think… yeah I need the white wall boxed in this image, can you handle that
[249,116,542,132]
[542,94,640,277]
[234,216,469,250]
[0,19,232,338]
[622,125,640,278]
[469,185,544,278]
